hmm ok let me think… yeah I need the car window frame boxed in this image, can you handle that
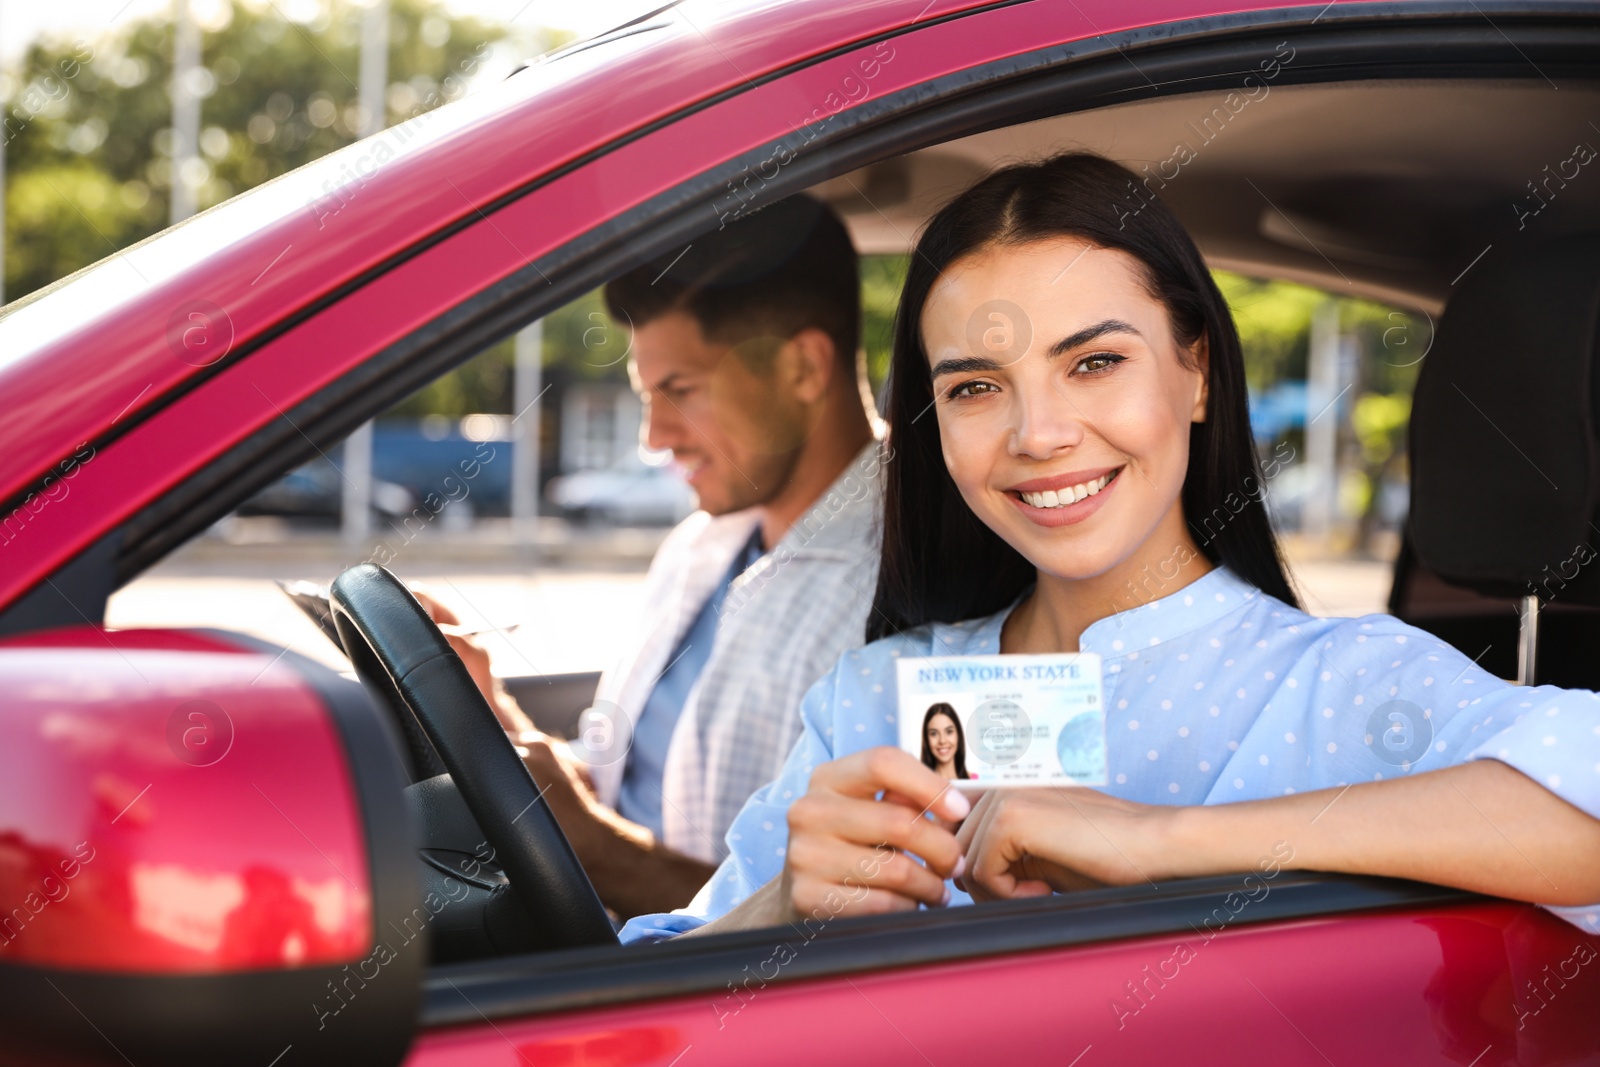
[423,872,1476,1026]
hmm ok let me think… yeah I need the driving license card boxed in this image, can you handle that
[895,653,1106,789]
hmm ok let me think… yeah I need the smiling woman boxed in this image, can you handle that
[874,152,1294,641]
[619,152,1600,945]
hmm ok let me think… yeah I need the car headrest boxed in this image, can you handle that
[1409,234,1600,605]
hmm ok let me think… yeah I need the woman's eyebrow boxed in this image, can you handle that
[929,355,1002,379]
[1048,319,1142,357]
[928,318,1142,377]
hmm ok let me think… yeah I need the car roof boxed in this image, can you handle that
[814,77,1600,313]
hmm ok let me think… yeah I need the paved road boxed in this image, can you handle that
[108,560,652,677]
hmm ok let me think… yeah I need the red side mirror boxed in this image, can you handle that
[0,627,421,1066]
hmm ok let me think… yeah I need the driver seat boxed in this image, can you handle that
[1395,233,1600,687]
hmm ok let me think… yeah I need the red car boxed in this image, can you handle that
[3,1,1599,1063]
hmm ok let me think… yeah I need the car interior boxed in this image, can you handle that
[21,15,1600,1029]
[330,74,1585,1020]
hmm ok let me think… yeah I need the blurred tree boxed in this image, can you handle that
[2,0,525,300]
[387,337,513,418]
[860,252,907,397]
[384,290,626,419]
[1215,269,1322,389]
[541,288,636,384]
[1340,296,1429,396]
[1349,391,1411,548]
[1340,297,1426,551]
[5,164,149,290]
[1215,268,1431,553]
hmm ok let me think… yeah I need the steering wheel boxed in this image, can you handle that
[329,563,618,951]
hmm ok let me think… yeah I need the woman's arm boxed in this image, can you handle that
[680,875,791,937]
[958,760,1600,906]
[686,748,971,936]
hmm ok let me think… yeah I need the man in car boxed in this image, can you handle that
[427,195,885,917]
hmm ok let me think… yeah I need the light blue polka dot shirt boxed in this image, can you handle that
[620,565,1600,942]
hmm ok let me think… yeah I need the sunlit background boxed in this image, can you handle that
[0,0,1424,675]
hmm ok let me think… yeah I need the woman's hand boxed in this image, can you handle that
[780,747,972,922]
[955,787,1175,901]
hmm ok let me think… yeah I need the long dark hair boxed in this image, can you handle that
[868,152,1297,640]
[919,703,968,779]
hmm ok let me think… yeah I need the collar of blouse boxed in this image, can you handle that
[923,565,1264,659]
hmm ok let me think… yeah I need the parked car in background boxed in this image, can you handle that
[236,455,417,522]
[240,417,518,523]
[546,455,695,525]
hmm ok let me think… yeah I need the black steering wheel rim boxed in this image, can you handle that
[329,563,618,950]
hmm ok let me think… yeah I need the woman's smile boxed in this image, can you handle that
[1006,465,1124,527]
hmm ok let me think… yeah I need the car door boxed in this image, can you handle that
[411,880,1589,1066]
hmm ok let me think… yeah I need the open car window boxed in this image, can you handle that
[103,57,1507,959]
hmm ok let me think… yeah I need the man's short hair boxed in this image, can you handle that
[603,196,859,369]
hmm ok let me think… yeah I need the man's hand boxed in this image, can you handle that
[515,730,713,917]
[515,732,627,849]
[510,727,594,794]
[407,587,716,917]
[409,587,537,736]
